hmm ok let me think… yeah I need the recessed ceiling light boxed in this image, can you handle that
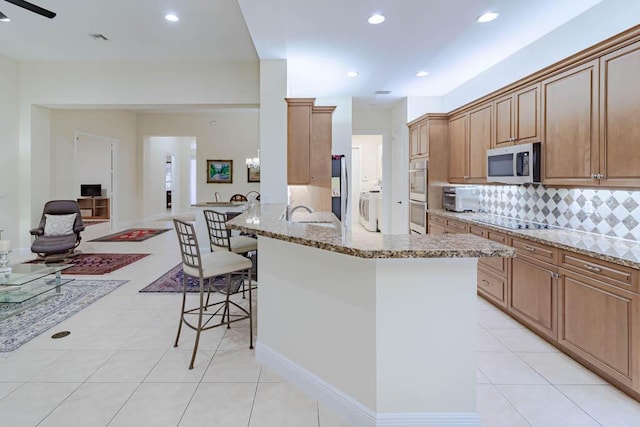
[477,12,499,23]
[368,14,385,25]
[415,71,429,77]
[347,71,359,77]
[165,14,179,22]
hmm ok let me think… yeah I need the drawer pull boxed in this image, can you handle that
[481,279,490,285]
[584,264,602,272]
[523,246,536,252]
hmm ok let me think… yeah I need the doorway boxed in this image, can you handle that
[165,154,176,211]
[351,134,383,233]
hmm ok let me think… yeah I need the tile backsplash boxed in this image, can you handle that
[479,185,640,242]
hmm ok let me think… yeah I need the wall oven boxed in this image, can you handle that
[409,159,427,202]
[487,142,541,184]
[409,200,427,234]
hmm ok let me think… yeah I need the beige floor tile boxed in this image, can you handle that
[476,369,490,384]
[87,349,166,382]
[259,365,287,382]
[145,349,213,382]
[318,401,354,427]
[249,382,318,427]
[0,382,80,426]
[476,384,529,427]
[39,382,137,427]
[476,309,526,329]
[0,349,67,381]
[557,384,640,426]
[109,382,198,427]
[202,348,260,382]
[517,352,608,385]
[0,382,22,400]
[476,328,510,352]
[487,327,559,352]
[477,351,548,385]
[28,349,115,382]
[497,384,600,426]
[179,383,256,427]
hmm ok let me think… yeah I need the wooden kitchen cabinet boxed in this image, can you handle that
[445,218,469,234]
[493,83,540,147]
[541,59,599,186]
[558,267,639,388]
[509,237,559,340]
[599,40,640,187]
[448,103,491,183]
[286,98,335,187]
[408,114,448,159]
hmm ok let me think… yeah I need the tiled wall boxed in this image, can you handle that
[479,185,640,241]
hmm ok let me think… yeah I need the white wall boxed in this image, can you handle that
[137,111,260,205]
[0,55,19,244]
[351,135,383,192]
[11,60,260,247]
[443,0,640,111]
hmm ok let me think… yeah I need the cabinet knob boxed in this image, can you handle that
[523,245,536,252]
[590,173,596,179]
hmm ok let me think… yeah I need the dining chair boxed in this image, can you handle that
[203,209,258,298]
[246,190,260,201]
[230,193,248,202]
[214,191,221,202]
[172,218,253,369]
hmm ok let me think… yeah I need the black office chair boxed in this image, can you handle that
[30,200,85,262]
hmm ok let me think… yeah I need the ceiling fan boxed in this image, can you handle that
[0,0,56,21]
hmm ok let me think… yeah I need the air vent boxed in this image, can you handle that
[89,33,109,41]
[374,90,391,95]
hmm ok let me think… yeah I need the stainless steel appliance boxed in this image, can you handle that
[409,200,427,234]
[442,186,480,212]
[409,159,427,202]
[473,216,555,230]
[486,142,541,184]
[409,159,428,233]
[331,155,349,221]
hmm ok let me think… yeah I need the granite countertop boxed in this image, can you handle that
[428,209,640,270]
[226,204,515,259]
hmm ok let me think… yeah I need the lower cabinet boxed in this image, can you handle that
[509,254,558,340]
[558,268,640,388]
[478,266,508,308]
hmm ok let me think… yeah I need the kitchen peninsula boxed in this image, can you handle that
[227,204,514,426]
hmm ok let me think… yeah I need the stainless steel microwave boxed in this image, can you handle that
[486,142,541,184]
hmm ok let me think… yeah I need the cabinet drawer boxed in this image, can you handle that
[428,215,446,227]
[511,237,558,264]
[560,251,638,293]
[428,223,446,235]
[487,230,508,245]
[479,254,508,276]
[469,225,486,237]
[446,218,469,233]
[478,267,507,307]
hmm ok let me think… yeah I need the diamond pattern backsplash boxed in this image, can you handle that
[478,185,640,241]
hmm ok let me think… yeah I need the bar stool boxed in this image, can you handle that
[172,218,253,369]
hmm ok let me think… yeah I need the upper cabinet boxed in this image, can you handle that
[541,60,599,186]
[408,114,448,159]
[449,104,492,183]
[493,83,540,148]
[286,98,336,187]
[599,40,640,187]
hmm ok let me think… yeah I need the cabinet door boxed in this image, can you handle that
[468,104,492,182]
[541,60,599,185]
[448,114,468,182]
[418,121,429,157]
[510,255,558,340]
[600,41,640,187]
[409,124,420,159]
[515,83,540,144]
[558,269,638,387]
[428,223,446,235]
[494,94,514,147]
[478,267,508,308]
[287,99,312,184]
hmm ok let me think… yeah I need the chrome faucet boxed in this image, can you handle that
[283,204,314,221]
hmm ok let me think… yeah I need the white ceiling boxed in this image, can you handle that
[0,0,603,107]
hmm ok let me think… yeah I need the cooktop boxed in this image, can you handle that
[473,216,555,230]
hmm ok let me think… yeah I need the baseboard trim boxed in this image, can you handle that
[256,341,481,427]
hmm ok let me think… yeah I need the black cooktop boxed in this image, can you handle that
[474,216,554,230]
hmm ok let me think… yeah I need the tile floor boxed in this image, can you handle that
[2,218,640,426]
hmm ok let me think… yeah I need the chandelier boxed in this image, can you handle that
[246,149,260,168]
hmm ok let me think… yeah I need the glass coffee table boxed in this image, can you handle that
[0,264,74,305]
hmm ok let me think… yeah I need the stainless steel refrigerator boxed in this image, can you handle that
[331,155,349,221]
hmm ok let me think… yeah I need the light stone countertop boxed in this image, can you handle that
[226,204,515,259]
[428,209,640,270]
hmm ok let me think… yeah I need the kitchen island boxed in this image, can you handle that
[227,204,514,426]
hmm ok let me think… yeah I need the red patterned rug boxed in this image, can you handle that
[89,228,171,242]
[26,253,149,275]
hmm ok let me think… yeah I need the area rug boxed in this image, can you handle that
[138,263,254,294]
[26,253,149,275]
[89,228,171,242]
[0,279,128,352]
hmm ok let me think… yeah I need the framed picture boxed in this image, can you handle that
[247,166,260,183]
[207,159,233,183]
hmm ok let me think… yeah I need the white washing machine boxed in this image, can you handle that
[359,191,381,232]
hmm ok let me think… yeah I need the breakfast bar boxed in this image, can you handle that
[228,204,514,426]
